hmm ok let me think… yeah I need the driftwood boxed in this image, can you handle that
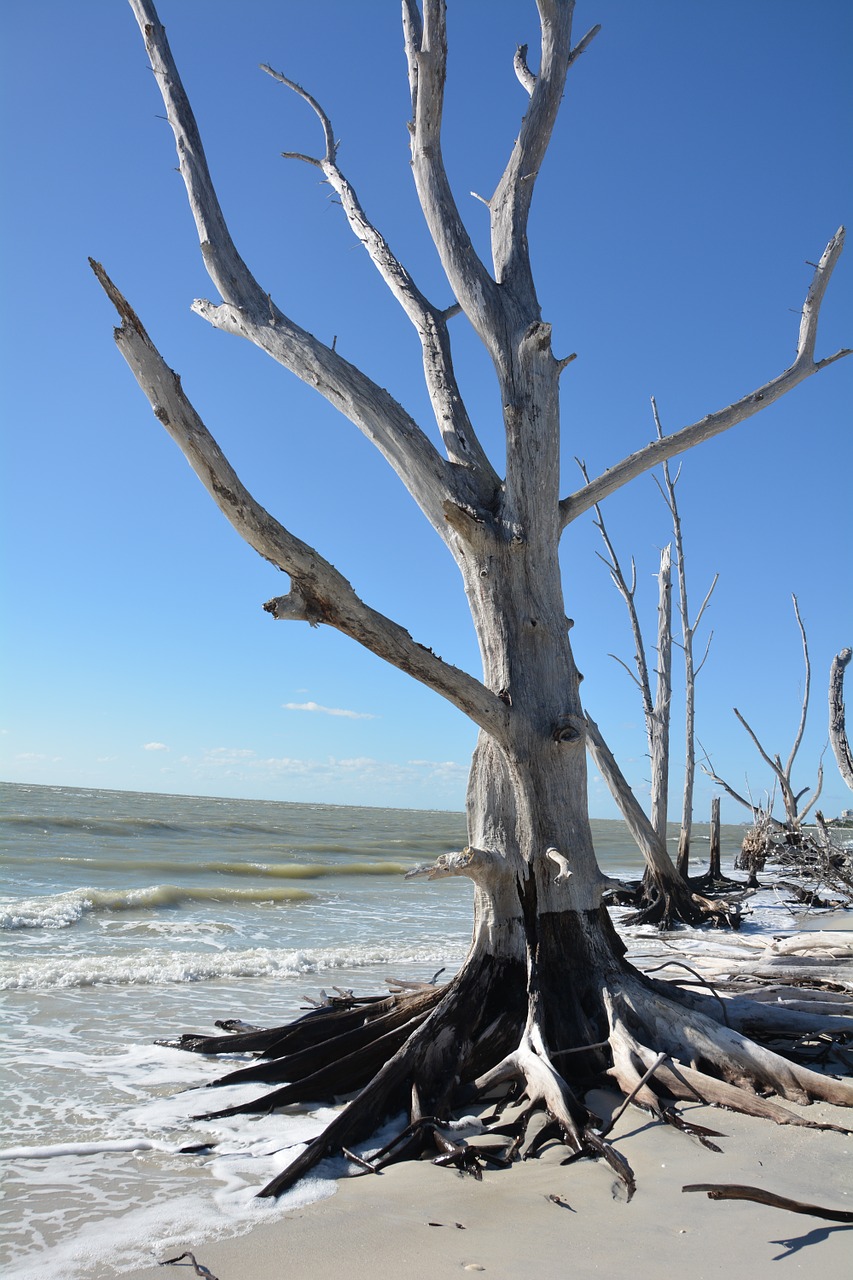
[159,1253,220,1280]
[829,648,853,790]
[683,1183,853,1223]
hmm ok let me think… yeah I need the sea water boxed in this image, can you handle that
[0,781,750,1277]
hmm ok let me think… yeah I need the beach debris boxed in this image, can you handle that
[547,1194,574,1211]
[341,1146,381,1174]
[682,1183,853,1223]
[427,1221,466,1228]
[159,1252,220,1279]
[213,1019,260,1034]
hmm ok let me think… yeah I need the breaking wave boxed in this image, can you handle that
[0,942,458,990]
[0,884,315,931]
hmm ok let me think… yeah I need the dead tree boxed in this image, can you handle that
[95,0,852,1198]
[650,399,718,877]
[829,648,853,791]
[704,596,824,835]
[577,458,673,846]
[580,419,719,923]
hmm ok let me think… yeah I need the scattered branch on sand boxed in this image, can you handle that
[683,1183,853,1223]
[159,1253,220,1280]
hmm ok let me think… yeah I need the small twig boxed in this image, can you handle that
[552,1039,610,1058]
[342,1146,380,1173]
[598,1052,668,1138]
[159,1253,220,1280]
[644,960,732,1027]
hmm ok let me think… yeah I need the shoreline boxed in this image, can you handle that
[114,1089,853,1280]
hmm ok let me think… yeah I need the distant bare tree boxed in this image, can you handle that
[704,596,823,832]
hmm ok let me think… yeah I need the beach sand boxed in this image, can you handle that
[117,1089,852,1280]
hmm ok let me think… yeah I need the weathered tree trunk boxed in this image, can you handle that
[709,795,721,880]
[650,545,672,843]
[829,648,853,791]
[95,0,852,1201]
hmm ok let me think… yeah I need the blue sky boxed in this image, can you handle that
[1,1,851,820]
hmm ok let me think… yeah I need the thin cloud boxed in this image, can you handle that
[143,742,169,752]
[283,701,377,721]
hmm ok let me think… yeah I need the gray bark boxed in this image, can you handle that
[93,0,853,1193]
[829,648,853,791]
[650,545,672,843]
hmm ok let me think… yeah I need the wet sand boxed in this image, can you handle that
[118,1090,853,1280]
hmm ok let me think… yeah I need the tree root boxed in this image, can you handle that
[614,873,749,930]
[164,957,852,1202]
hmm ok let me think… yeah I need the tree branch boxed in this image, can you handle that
[785,594,810,777]
[733,708,784,782]
[128,0,463,538]
[699,760,763,822]
[261,63,499,493]
[585,714,682,893]
[560,229,850,527]
[489,5,597,309]
[90,260,509,739]
[402,0,504,351]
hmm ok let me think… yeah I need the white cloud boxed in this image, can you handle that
[143,742,169,752]
[15,751,62,762]
[283,701,377,720]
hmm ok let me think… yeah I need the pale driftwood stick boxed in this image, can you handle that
[597,1052,668,1138]
[682,1183,853,1223]
[560,229,850,526]
[829,648,853,790]
[90,261,509,740]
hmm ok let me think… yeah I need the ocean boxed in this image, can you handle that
[0,781,753,1278]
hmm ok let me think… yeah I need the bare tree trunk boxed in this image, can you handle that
[649,399,719,877]
[650,545,672,843]
[829,648,853,791]
[94,0,853,1199]
[709,795,721,880]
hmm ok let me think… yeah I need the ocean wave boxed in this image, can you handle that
[1,856,413,879]
[0,943,459,989]
[0,812,400,843]
[0,884,315,930]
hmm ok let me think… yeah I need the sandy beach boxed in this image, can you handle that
[116,1088,852,1280]
[116,919,853,1280]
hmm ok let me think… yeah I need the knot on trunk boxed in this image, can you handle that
[553,715,585,744]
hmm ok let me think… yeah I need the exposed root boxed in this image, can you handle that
[620,877,748,930]
[160,948,852,1203]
